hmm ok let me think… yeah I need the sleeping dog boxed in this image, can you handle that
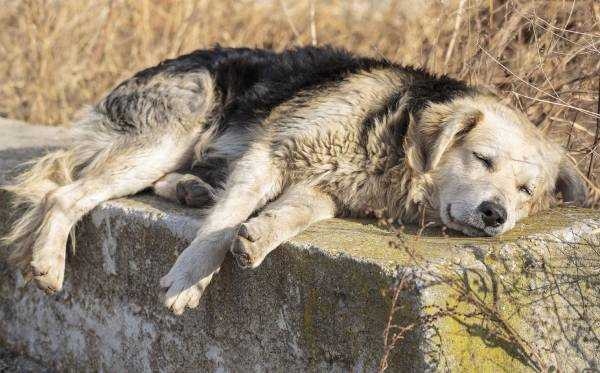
[3,46,598,314]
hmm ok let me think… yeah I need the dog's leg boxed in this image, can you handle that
[231,184,336,269]
[29,135,195,292]
[160,147,283,314]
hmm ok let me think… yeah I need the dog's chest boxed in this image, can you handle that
[272,127,395,211]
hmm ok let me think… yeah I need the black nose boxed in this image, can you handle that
[478,201,507,227]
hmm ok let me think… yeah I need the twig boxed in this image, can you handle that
[510,91,600,120]
[309,0,317,47]
[444,0,467,67]
[480,44,600,119]
[91,0,114,63]
[279,0,301,41]
[587,76,600,178]
[379,271,413,372]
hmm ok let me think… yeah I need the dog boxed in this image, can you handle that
[3,46,599,315]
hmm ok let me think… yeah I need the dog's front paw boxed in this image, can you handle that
[30,251,65,293]
[160,273,212,315]
[160,230,230,314]
[230,222,270,269]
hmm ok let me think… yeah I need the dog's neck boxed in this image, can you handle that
[359,103,439,225]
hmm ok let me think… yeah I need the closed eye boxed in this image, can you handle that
[473,152,493,170]
[519,185,533,196]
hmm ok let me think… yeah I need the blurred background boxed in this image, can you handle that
[0,0,598,178]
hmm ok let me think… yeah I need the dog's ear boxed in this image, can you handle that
[555,155,589,205]
[405,106,482,173]
[426,109,482,171]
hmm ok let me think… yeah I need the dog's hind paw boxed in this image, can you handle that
[30,254,65,294]
[176,175,215,208]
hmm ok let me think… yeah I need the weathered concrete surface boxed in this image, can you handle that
[0,346,50,373]
[0,119,599,371]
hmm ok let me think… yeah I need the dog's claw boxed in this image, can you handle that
[30,256,65,293]
[160,271,213,315]
[231,235,256,269]
[231,222,269,269]
[230,220,279,269]
[238,223,259,242]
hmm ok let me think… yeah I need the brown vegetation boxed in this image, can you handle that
[0,0,599,177]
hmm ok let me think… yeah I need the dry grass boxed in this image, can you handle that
[0,0,599,176]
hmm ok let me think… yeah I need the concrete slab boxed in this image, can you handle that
[1,119,599,371]
[0,346,51,373]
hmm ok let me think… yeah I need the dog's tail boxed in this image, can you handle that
[1,146,92,269]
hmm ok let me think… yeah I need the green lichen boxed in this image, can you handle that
[426,272,535,372]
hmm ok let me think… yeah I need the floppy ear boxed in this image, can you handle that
[555,156,589,205]
[405,106,482,173]
[426,110,482,170]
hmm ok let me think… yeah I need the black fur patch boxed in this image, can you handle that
[102,45,476,137]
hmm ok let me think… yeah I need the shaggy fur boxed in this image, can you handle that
[2,46,599,314]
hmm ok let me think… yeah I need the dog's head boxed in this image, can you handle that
[405,95,590,237]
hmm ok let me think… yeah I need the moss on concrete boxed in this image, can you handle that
[422,258,536,372]
[417,232,600,372]
[292,207,600,271]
